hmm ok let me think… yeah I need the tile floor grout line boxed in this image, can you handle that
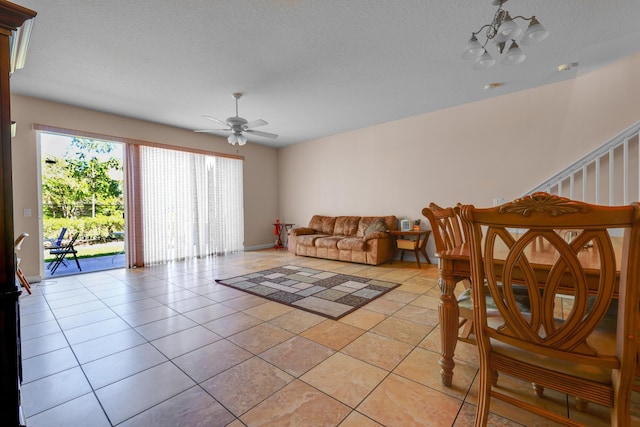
[53,270,238,426]
[32,281,116,425]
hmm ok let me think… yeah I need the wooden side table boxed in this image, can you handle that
[389,230,431,268]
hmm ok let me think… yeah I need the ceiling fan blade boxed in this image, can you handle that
[244,119,268,129]
[194,128,232,133]
[245,129,278,139]
[202,115,228,126]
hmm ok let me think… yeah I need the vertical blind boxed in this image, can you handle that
[139,145,244,264]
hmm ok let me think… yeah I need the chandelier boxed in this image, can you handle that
[462,0,549,71]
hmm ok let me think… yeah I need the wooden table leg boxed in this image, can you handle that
[438,259,459,387]
[419,245,431,264]
[419,230,431,265]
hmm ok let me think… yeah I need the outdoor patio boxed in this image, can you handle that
[43,252,125,278]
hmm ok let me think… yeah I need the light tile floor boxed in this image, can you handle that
[19,249,640,426]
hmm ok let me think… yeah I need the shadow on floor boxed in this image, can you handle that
[44,253,125,278]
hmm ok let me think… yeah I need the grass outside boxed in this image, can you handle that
[44,241,124,262]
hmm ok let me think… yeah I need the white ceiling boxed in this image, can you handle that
[9,0,640,147]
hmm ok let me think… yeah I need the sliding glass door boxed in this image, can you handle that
[134,145,244,265]
[37,125,244,270]
[39,132,125,276]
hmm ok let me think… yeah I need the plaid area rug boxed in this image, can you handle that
[215,265,400,320]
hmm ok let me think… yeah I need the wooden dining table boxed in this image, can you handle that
[435,236,624,387]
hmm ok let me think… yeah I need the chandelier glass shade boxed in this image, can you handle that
[462,0,548,70]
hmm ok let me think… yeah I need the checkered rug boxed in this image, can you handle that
[215,265,400,320]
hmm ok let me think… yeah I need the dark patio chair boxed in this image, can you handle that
[48,232,81,274]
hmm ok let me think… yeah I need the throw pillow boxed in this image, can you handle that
[364,218,387,234]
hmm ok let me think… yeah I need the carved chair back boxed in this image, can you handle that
[422,202,467,254]
[460,192,640,426]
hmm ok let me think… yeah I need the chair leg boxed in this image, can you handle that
[49,256,64,274]
[459,318,474,339]
[491,370,499,387]
[475,366,493,426]
[16,268,31,295]
[532,383,544,398]
[72,252,81,271]
[575,397,589,412]
[47,255,61,270]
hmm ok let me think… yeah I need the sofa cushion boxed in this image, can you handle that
[334,216,360,237]
[308,215,327,233]
[337,237,365,251]
[315,236,343,249]
[306,215,337,235]
[296,234,330,246]
[321,217,337,234]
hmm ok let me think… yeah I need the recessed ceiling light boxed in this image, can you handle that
[484,82,503,91]
[558,62,578,72]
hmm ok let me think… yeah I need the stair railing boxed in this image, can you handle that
[525,120,640,206]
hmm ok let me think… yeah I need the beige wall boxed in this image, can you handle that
[11,95,279,280]
[11,51,640,277]
[279,52,640,256]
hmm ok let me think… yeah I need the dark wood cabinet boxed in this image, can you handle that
[0,2,37,426]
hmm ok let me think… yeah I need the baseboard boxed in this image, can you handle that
[25,275,42,284]
[244,243,279,251]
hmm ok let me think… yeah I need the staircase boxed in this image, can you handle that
[526,120,640,206]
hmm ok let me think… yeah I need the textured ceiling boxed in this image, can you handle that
[9,0,640,147]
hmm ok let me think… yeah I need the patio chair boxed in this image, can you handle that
[46,227,70,269]
[48,232,81,274]
[15,232,31,294]
[45,227,67,249]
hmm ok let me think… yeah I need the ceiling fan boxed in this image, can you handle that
[194,93,278,146]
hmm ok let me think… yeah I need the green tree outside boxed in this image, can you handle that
[42,137,124,242]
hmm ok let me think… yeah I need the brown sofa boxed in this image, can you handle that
[288,215,397,265]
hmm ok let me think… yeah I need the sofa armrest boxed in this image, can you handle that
[290,227,315,237]
[363,231,390,242]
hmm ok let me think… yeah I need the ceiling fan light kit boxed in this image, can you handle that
[228,133,247,146]
[194,92,278,146]
[462,0,549,70]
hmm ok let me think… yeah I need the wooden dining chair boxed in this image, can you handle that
[422,203,467,255]
[14,232,31,294]
[423,202,532,342]
[460,192,640,426]
[422,203,475,337]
